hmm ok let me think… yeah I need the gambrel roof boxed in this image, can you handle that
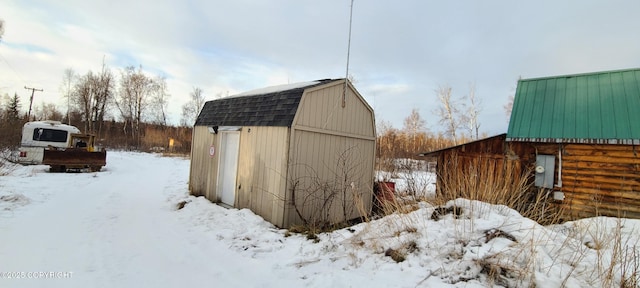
[194,79,336,127]
[507,68,640,144]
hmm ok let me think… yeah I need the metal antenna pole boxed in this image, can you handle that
[343,0,354,108]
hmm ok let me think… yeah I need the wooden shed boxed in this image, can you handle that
[189,79,376,228]
[422,68,640,220]
[506,68,640,219]
[419,134,527,196]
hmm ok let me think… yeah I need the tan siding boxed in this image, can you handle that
[188,126,203,196]
[294,80,375,139]
[189,126,219,201]
[285,129,375,227]
[207,134,221,202]
[284,80,376,227]
[190,80,375,229]
[236,128,255,209]
[236,126,289,226]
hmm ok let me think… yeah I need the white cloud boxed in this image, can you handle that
[2,0,640,133]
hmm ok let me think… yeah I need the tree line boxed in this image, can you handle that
[0,60,204,153]
[376,83,493,164]
[0,93,192,153]
[58,63,204,141]
[2,76,501,158]
[1,26,512,160]
[376,109,478,167]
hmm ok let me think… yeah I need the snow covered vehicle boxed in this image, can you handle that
[18,120,107,172]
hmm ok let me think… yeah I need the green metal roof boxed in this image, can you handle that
[507,68,640,144]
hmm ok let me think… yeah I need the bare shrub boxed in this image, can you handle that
[288,146,371,233]
[0,150,19,175]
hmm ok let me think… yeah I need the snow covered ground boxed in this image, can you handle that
[1,151,639,287]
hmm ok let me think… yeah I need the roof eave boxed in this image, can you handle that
[418,133,507,157]
[505,137,640,145]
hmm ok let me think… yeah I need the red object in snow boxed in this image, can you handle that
[377,181,396,203]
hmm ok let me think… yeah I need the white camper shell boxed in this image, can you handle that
[18,121,81,164]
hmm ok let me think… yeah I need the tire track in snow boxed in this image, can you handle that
[0,153,198,287]
[1,152,285,288]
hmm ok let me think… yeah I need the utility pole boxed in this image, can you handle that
[24,86,43,120]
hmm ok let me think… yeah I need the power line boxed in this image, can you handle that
[0,51,25,84]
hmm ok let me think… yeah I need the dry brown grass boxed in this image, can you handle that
[434,153,563,225]
[360,154,640,286]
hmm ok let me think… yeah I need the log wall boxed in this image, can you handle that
[508,142,640,219]
[430,136,640,221]
[559,144,640,219]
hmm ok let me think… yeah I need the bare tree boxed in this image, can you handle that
[72,71,94,132]
[116,66,154,146]
[375,118,401,171]
[435,85,460,144]
[402,108,426,153]
[504,95,514,121]
[461,83,482,140]
[376,118,393,135]
[60,68,75,125]
[148,76,170,126]
[71,62,114,136]
[403,108,426,134]
[180,87,206,127]
[0,19,4,41]
[92,62,114,137]
[347,74,357,84]
[504,77,521,122]
[33,102,64,121]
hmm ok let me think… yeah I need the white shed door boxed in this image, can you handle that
[218,131,240,206]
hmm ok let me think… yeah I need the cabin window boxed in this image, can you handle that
[32,128,68,143]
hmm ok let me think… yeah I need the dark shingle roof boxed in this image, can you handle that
[195,79,335,127]
[507,68,640,144]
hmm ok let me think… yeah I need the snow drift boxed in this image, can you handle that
[1,152,639,287]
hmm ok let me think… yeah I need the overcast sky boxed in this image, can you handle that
[2,0,640,135]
